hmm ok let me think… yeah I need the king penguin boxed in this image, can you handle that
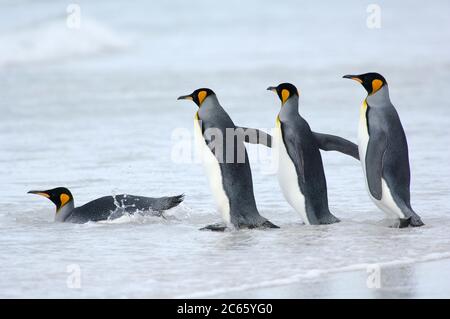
[178,88,278,231]
[343,72,424,227]
[28,187,184,223]
[267,83,359,225]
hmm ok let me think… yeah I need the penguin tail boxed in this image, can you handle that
[260,220,280,229]
[157,194,185,211]
[399,215,425,228]
[241,219,279,229]
[315,212,340,225]
[400,207,425,228]
[409,215,425,227]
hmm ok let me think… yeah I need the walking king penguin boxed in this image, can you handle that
[343,72,424,227]
[28,187,184,223]
[178,88,278,231]
[267,83,359,225]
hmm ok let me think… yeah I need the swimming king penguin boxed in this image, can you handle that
[343,72,424,227]
[267,83,359,225]
[28,187,184,223]
[178,88,278,231]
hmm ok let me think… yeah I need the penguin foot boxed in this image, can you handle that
[397,218,411,228]
[408,215,425,227]
[200,220,279,231]
[200,223,228,232]
[394,216,425,228]
[160,194,185,210]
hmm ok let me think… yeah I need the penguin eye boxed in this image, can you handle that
[281,89,290,104]
[371,79,384,94]
[197,91,208,105]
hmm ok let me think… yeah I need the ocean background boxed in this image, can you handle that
[0,0,449,298]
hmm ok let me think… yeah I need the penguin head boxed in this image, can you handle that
[177,88,215,107]
[28,187,74,212]
[267,83,299,105]
[343,72,387,95]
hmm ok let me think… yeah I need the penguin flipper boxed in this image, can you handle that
[366,132,387,201]
[313,132,359,160]
[237,127,272,148]
[283,129,306,187]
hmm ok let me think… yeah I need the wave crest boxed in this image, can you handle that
[0,17,129,68]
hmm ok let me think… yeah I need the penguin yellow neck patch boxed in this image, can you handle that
[197,91,207,105]
[371,79,383,94]
[281,89,290,104]
[360,99,368,122]
[361,99,368,113]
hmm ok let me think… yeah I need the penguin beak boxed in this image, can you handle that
[343,75,363,83]
[28,190,50,198]
[177,94,193,101]
[267,86,277,92]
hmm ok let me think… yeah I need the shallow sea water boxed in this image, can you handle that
[0,0,449,298]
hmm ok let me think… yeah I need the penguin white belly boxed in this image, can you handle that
[274,123,309,225]
[194,115,231,224]
[358,102,405,219]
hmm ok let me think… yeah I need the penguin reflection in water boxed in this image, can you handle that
[268,83,359,225]
[178,88,278,231]
[28,187,184,223]
[343,72,424,227]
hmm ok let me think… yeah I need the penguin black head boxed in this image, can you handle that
[177,88,215,107]
[267,83,299,105]
[28,187,74,211]
[343,72,387,95]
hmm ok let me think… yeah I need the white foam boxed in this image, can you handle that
[0,17,129,68]
[97,213,163,225]
[176,252,450,298]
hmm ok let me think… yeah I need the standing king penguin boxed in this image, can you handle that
[343,72,424,227]
[178,88,278,231]
[268,83,359,225]
[28,187,184,223]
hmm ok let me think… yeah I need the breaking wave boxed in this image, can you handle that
[0,16,129,68]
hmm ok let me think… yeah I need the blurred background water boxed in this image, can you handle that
[0,0,449,298]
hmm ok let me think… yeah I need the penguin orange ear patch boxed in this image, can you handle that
[371,79,383,94]
[281,89,290,104]
[197,91,207,105]
[60,193,71,207]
